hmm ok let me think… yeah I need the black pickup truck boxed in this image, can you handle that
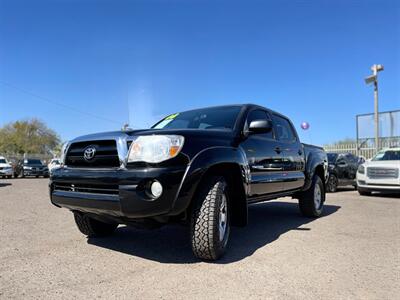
[50,104,328,260]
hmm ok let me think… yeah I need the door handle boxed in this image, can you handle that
[274,147,281,154]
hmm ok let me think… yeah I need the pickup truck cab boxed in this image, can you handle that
[50,104,328,260]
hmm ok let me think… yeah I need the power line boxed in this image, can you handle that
[0,80,121,125]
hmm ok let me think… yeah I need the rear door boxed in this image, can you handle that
[345,153,358,182]
[335,154,349,183]
[240,109,284,196]
[271,114,306,191]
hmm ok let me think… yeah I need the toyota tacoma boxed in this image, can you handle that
[50,104,328,260]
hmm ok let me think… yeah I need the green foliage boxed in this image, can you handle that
[0,119,61,155]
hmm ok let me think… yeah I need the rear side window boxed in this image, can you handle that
[247,109,273,139]
[272,114,297,143]
[346,153,357,163]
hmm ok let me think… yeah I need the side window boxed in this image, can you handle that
[271,114,297,143]
[247,109,273,139]
[346,154,356,163]
[337,154,347,164]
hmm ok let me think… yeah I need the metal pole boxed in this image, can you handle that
[356,114,359,156]
[372,65,379,153]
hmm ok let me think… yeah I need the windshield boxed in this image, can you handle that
[24,159,43,165]
[327,153,338,163]
[52,160,60,164]
[0,159,7,164]
[152,106,241,130]
[372,150,400,161]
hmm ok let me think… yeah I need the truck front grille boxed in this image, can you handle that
[65,140,120,168]
[367,167,399,179]
[53,182,119,195]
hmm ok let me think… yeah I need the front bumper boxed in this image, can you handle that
[50,166,187,219]
[357,172,400,192]
[0,169,13,176]
[23,169,49,176]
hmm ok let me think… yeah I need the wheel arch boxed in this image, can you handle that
[171,147,249,227]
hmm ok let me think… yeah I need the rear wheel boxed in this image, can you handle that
[73,213,118,237]
[299,175,325,217]
[326,174,338,193]
[190,176,230,261]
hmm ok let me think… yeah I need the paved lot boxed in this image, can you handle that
[0,178,399,299]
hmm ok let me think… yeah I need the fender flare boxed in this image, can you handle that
[169,146,250,218]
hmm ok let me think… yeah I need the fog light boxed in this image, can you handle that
[150,181,163,198]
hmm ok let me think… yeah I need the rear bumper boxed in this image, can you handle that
[50,166,188,219]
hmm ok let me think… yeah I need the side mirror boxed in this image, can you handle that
[248,119,273,134]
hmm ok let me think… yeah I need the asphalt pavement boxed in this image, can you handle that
[0,178,399,299]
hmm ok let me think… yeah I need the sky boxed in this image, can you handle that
[0,0,399,145]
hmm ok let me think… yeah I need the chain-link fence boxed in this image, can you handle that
[324,137,399,159]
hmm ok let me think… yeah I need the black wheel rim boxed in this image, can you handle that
[328,175,337,192]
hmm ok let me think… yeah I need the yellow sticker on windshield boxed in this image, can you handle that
[165,113,179,120]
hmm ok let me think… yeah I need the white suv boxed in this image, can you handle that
[0,156,14,179]
[357,148,400,195]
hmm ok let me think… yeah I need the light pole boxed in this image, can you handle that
[365,64,384,153]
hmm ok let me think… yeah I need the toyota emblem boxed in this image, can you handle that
[83,145,96,161]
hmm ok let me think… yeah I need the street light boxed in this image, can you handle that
[365,64,384,153]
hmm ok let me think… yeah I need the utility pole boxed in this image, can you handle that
[365,64,384,154]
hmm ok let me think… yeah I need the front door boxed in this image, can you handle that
[240,109,284,197]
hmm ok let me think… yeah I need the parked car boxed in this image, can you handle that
[15,158,49,178]
[50,104,328,260]
[326,152,360,192]
[48,158,61,173]
[0,156,14,179]
[357,148,400,195]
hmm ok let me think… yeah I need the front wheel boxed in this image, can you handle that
[326,174,338,193]
[74,213,118,237]
[299,175,325,217]
[190,176,230,261]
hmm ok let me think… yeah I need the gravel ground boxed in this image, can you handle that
[0,178,399,299]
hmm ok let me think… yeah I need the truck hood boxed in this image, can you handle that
[70,129,235,143]
[364,160,400,168]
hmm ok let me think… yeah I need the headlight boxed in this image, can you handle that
[358,164,365,174]
[127,135,184,163]
[60,142,70,164]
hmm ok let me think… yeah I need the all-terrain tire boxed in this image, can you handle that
[299,174,325,217]
[190,176,230,261]
[327,174,338,193]
[73,213,118,237]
